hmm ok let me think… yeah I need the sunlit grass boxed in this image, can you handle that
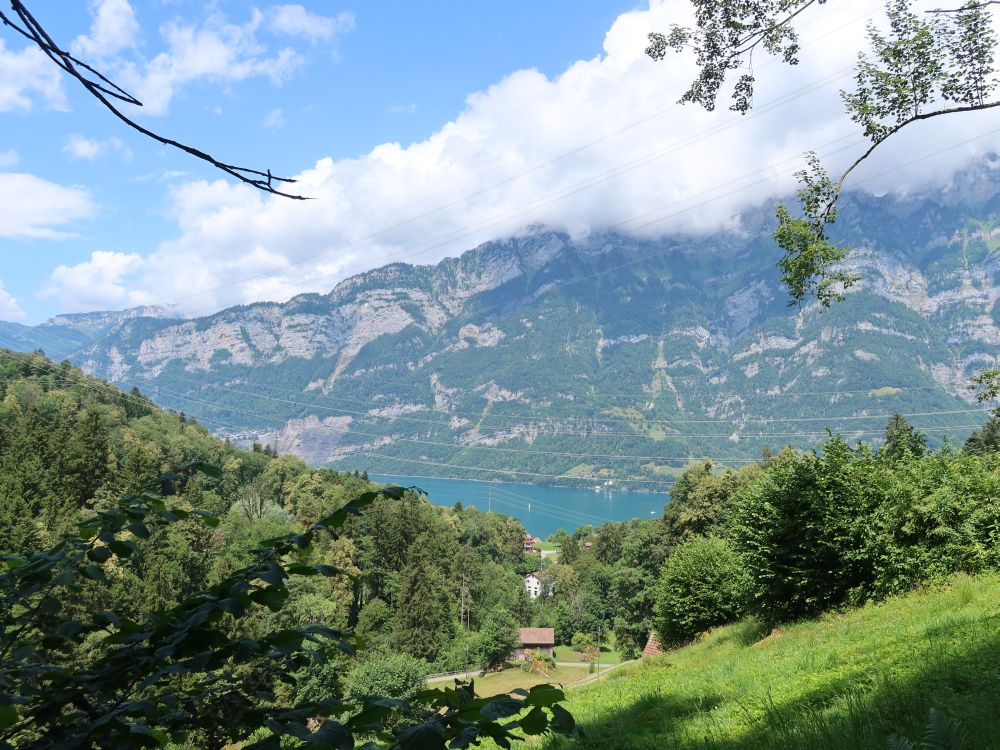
[539,574,1000,749]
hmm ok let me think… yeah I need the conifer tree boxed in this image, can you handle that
[394,560,453,660]
[883,412,927,461]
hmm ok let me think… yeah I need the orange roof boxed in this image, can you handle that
[519,627,555,646]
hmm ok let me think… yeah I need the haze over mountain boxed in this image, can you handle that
[3,162,999,486]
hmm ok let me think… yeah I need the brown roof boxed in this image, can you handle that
[519,627,555,646]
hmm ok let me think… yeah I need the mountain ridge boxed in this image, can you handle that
[2,167,999,485]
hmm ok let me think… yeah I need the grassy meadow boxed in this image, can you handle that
[537,574,1000,749]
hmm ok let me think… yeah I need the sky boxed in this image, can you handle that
[2,0,1000,324]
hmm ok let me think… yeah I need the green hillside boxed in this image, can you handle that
[545,574,1000,750]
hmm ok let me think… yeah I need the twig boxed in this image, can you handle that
[0,1,309,199]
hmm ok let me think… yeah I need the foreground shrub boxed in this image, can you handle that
[654,535,747,645]
[729,441,876,624]
[344,652,429,701]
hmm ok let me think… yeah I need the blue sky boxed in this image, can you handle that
[2,0,999,323]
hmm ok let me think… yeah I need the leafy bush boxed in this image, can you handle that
[429,628,481,673]
[344,652,429,702]
[478,608,520,671]
[729,440,876,624]
[654,535,747,645]
[869,450,1000,597]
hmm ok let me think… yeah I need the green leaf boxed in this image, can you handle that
[519,706,549,735]
[525,684,565,707]
[249,587,288,612]
[178,460,224,479]
[82,565,108,583]
[3,555,27,570]
[481,697,524,721]
[109,540,140,558]
[269,630,305,655]
[449,726,480,749]
[397,722,446,750]
[549,704,575,734]
[87,546,112,563]
[57,620,84,638]
[0,705,17,730]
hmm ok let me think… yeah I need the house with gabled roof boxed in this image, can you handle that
[512,627,555,660]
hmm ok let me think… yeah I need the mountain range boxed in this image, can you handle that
[3,161,999,487]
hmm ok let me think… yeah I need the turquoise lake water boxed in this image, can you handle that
[370,474,668,538]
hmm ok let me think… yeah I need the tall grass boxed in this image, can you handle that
[541,574,1000,749]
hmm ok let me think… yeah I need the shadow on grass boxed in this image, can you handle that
[543,611,1000,750]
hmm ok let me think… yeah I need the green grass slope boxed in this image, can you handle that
[543,574,1000,749]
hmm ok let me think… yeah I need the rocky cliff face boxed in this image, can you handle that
[2,169,998,483]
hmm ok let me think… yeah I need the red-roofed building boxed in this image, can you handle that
[513,627,555,660]
[523,535,541,554]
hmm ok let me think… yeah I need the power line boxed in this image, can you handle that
[13,323,974,434]
[1,329,988,445]
[149,6,877,314]
[170,69,859,319]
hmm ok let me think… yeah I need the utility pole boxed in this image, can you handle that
[596,622,602,674]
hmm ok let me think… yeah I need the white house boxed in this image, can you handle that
[524,572,543,599]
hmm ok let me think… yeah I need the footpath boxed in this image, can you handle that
[426,662,625,685]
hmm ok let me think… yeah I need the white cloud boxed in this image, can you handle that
[263,107,286,129]
[42,251,151,312]
[268,5,355,42]
[56,0,1000,315]
[0,279,26,323]
[115,10,304,116]
[71,0,139,59]
[388,102,417,115]
[0,39,66,112]
[0,173,95,239]
[63,134,130,161]
[0,149,18,168]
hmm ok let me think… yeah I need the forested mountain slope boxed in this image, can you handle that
[3,164,1000,485]
[0,350,534,665]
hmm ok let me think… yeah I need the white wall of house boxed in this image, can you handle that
[524,573,542,599]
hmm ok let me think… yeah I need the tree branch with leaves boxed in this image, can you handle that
[649,0,1000,306]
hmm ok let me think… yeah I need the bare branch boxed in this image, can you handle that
[927,1,1000,13]
[0,1,309,199]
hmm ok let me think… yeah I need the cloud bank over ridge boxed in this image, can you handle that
[44,0,1000,316]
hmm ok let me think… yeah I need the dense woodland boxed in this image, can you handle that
[0,349,999,747]
[3,347,999,664]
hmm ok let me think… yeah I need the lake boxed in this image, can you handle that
[370,474,669,538]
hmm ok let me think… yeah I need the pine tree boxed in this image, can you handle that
[964,415,1000,456]
[394,561,453,660]
[883,413,927,461]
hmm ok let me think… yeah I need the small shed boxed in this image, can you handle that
[642,633,663,657]
[513,627,555,660]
